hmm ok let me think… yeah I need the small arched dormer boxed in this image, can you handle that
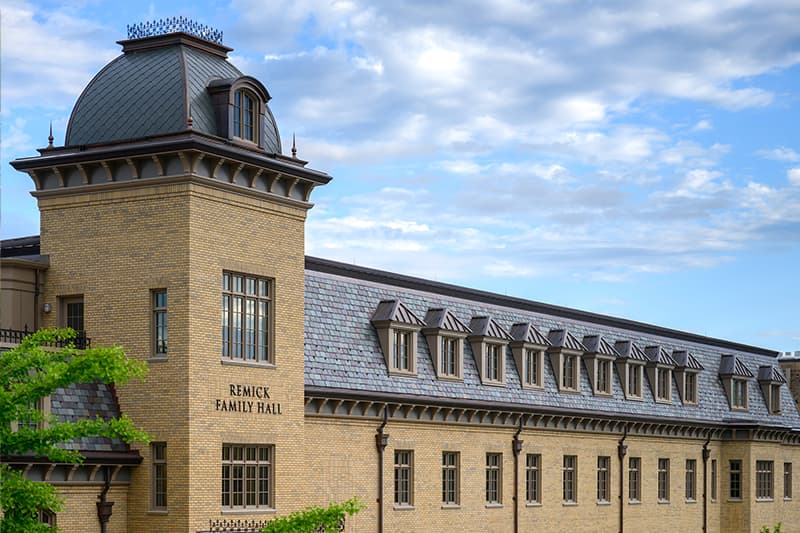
[207,76,281,153]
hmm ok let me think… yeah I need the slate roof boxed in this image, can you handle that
[371,300,425,326]
[65,33,281,153]
[50,382,129,452]
[304,258,800,429]
[423,308,471,334]
[509,322,551,346]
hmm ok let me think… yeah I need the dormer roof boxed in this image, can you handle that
[582,335,619,357]
[547,329,586,352]
[423,308,471,334]
[672,350,704,371]
[644,345,678,367]
[614,340,649,362]
[757,365,786,384]
[509,322,551,346]
[468,317,512,341]
[719,354,754,378]
[371,300,425,327]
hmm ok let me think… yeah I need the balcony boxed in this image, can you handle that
[0,327,91,349]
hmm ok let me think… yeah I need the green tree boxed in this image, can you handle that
[260,497,365,533]
[0,328,150,533]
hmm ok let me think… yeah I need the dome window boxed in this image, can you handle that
[234,89,257,142]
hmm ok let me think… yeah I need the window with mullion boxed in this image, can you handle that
[442,452,459,505]
[657,458,670,502]
[222,272,271,363]
[657,368,671,401]
[711,459,718,501]
[628,457,641,502]
[597,359,611,394]
[756,460,774,500]
[563,455,577,503]
[394,450,413,505]
[486,344,501,381]
[441,337,458,377]
[684,372,697,403]
[524,349,539,386]
[563,355,576,390]
[729,460,742,499]
[485,453,502,504]
[597,456,610,502]
[784,463,792,499]
[732,379,747,409]
[627,364,642,397]
[151,443,167,510]
[685,459,696,501]
[221,444,272,510]
[152,290,167,356]
[525,453,541,503]
[233,89,257,142]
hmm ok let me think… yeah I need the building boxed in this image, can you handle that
[2,19,799,533]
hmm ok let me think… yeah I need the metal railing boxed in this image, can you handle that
[0,327,91,349]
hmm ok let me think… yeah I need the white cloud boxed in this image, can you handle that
[758,147,800,162]
[788,168,800,186]
[692,119,712,131]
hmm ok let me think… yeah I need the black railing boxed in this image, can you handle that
[0,327,91,349]
[199,517,345,533]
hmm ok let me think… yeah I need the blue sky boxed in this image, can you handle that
[2,0,799,351]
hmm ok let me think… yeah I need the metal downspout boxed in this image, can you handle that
[33,269,40,330]
[617,425,628,533]
[512,417,524,533]
[375,407,389,533]
[702,435,711,533]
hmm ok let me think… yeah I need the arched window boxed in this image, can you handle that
[233,89,257,142]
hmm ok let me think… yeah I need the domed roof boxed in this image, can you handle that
[65,31,281,154]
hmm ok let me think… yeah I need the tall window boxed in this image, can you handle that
[525,454,541,504]
[62,296,84,331]
[657,458,670,502]
[221,444,272,509]
[524,349,540,387]
[222,273,271,363]
[441,337,458,377]
[486,345,501,382]
[685,459,696,501]
[394,450,413,506]
[233,89,257,142]
[770,384,782,413]
[597,360,611,394]
[684,373,697,404]
[657,369,670,401]
[393,330,411,371]
[729,460,742,499]
[597,456,610,502]
[151,443,167,511]
[711,459,718,501]
[732,379,747,409]
[784,463,792,499]
[627,365,642,398]
[442,452,459,505]
[152,289,167,356]
[756,461,774,500]
[628,457,641,502]
[486,453,502,504]
[563,355,577,390]
[563,455,577,503]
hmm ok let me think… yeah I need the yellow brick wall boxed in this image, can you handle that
[51,485,128,533]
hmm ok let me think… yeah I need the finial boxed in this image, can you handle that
[291,133,297,158]
[47,122,54,148]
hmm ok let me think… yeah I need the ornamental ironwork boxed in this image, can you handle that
[199,517,344,533]
[127,17,223,44]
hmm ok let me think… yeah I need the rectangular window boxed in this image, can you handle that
[393,330,411,371]
[151,443,167,511]
[63,297,85,331]
[486,345,501,382]
[657,369,670,401]
[756,460,774,500]
[771,384,781,413]
[563,355,577,390]
[442,452,459,505]
[685,373,697,403]
[597,360,611,394]
[628,457,641,502]
[628,365,642,398]
[221,444,272,509]
[685,459,696,501]
[524,349,540,387]
[597,456,610,502]
[486,453,502,504]
[222,273,271,363]
[657,458,670,502]
[152,289,167,356]
[732,379,747,408]
[395,450,413,506]
[784,463,792,499]
[711,459,718,501]
[441,337,458,377]
[525,453,541,504]
[729,460,742,499]
[563,455,577,503]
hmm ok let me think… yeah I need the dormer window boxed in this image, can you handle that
[645,346,678,404]
[423,308,471,381]
[468,317,512,386]
[757,365,787,415]
[510,323,550,389]
[582,335,618,396]
[614,340,648,400]
[672,350,703,406]
[234,89,257,142]
[547,329,586,394]
[371,300,426,376]
[719,354,753,411]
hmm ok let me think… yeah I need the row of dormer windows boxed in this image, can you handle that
[370,300,785,414]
